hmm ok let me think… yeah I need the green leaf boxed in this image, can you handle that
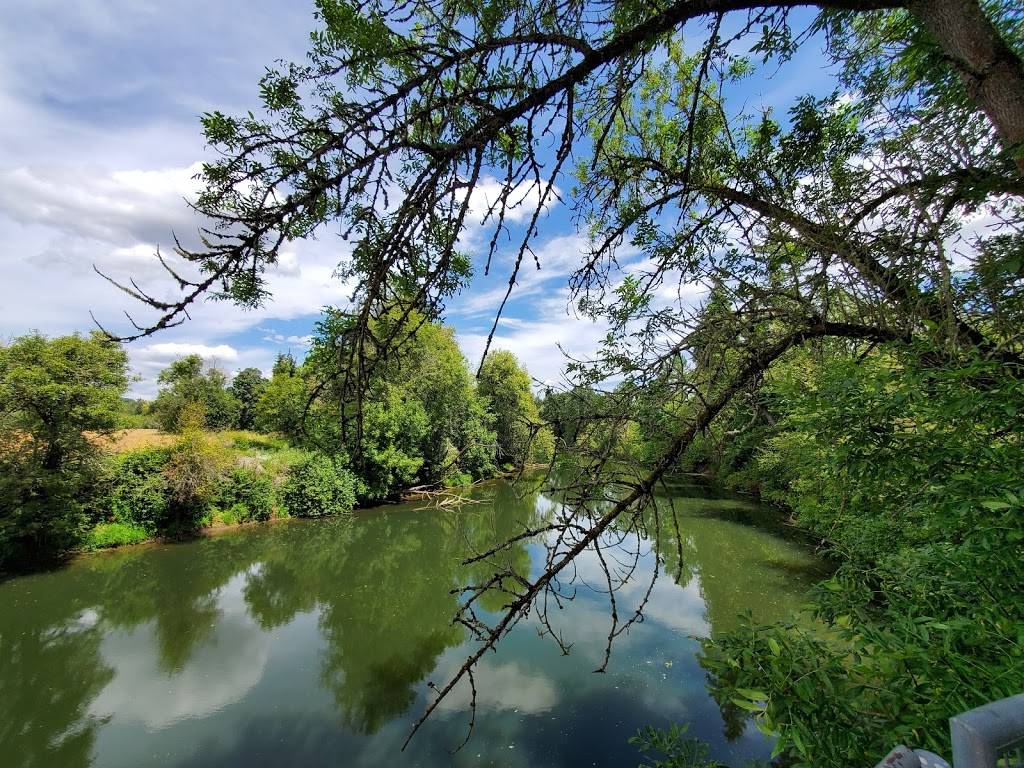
[981,500,1011,510]
[736,688,768,701]
[731,698,764,712]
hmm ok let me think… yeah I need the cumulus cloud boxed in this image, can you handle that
[135,341,240,364]
[458,309,608,389]
[90,572,271,729]
[0,144,354,395]
[466,176,560,226]
[452,233,596,317]
[0,0,341,398]
[454,176,563,257]
[452,229,706,388]
[261,333,314,347]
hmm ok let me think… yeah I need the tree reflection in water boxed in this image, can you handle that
[0,472,821,766]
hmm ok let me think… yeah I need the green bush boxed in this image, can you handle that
[153,355,241,432]
[101,448,172,532]
[0,331,130,569]
[162,431,230,532]
[210,504,248,526]
[85,521,150,549]
[699,352,1024,765]
[529,424,556,464]
[0,464,89,568]
[280,453,357,517]
[457,396,498,480]
[443,470,473,488]
[230,433,286,452]
[217,467,275,522]
[116,411,161,429]
[358,387,428,501]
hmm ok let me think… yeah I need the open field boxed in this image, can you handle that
[95,428,177,452]
[93,428,289,455]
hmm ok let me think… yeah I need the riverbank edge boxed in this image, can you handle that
[4,463,811,578]
[64,465,557,564]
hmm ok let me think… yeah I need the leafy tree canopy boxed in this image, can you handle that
[230,367,268,430]
[478,350,547,467]
[153,354,241,432]
[304,307,501,498]
[0,332,129,567]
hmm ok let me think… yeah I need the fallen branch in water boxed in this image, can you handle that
[406,486,484,510]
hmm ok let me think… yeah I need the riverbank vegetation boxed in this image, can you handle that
[546,337,1023,764]
[0,319,552,570]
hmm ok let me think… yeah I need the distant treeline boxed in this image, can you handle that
[0,312,552,570]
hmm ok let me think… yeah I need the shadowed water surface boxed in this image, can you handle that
[0,477,825,767]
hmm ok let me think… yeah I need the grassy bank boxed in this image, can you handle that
[83,428,345,551]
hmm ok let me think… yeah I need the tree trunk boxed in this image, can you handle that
[909,0,1024,173]
[43,441,63,472]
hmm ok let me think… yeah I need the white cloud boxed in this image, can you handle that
[434,659,558,715]
[455,176,563,257]
[136,342,239,363]
[453,233,593,317]
[458,311,608,389]
[89,571,271,729]
[261,333,313,346]
[0,153,354,397]
[0,0,337,399]
[452,229,707,388]
[0,0,628,404]
[465,176,560,226]
[0,163,204,246]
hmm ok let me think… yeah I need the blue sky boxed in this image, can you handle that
[0,0,830,397]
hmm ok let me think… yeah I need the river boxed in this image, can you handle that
[0,476,824,767]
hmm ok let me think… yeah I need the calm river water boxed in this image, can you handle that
[0,477,824,767]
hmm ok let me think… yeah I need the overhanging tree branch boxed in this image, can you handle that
[403,314,908,750]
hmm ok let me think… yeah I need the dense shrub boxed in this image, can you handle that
[101,447,172,532]
[0,332,129,569]
[95,447,279,540]
[699,352,1024,764]
[457,397,498,481]
[116,411,162,429]
[85,521,150,549]
[162,432,231,531]
[0,464,89,568]
[217,466,276,522]
[478,350,545,467]
[358,388,428,501]
[254,354,307,440]
[230,433,286,453]
[230,367,268,430]
[529,425,556,464]
[280,454,357,517]
[154,355,241,432]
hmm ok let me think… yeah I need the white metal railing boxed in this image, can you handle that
[875,695,1024,768]
[950,695,1024,768]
